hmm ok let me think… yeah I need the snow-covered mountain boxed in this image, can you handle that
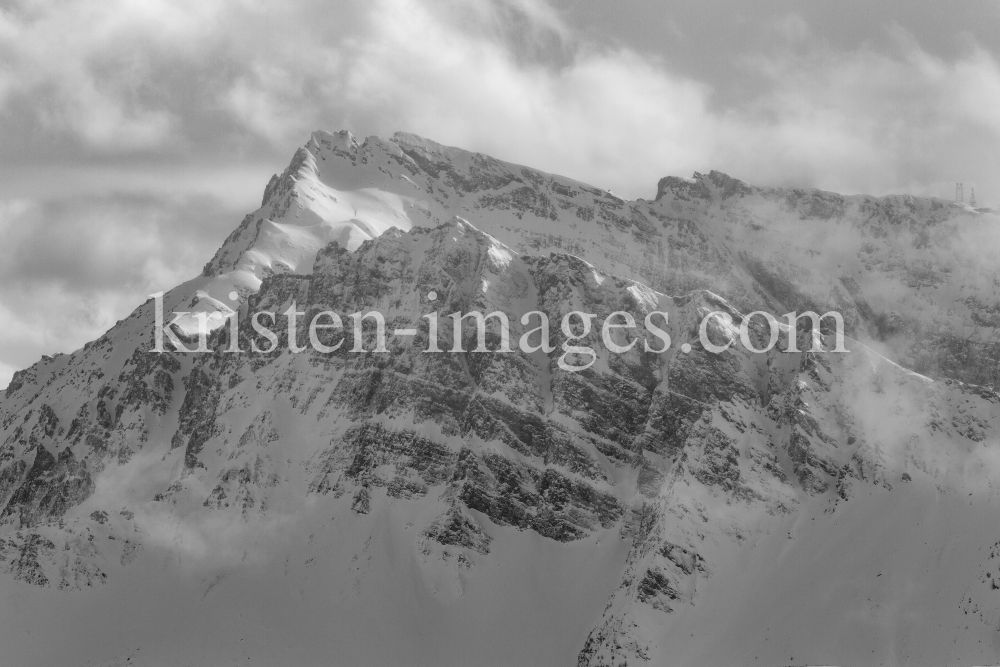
[3,130,1000,667]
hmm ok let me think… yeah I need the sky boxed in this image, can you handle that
[0,0,998,388]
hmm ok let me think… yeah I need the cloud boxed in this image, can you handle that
[1,0,997,197]
[336,2,1000,201]
[0,194,242,388]
[0,0,358,158]
[714,24,1000,197]
[340,0,717,196]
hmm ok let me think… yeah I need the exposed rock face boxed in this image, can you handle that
[3,131,1000,667]
[200,219,650,549]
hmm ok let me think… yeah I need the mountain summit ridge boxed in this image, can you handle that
[188,128,1000,388]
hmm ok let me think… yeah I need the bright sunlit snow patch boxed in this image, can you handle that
[487,240,513,270]
[627,283,659,312]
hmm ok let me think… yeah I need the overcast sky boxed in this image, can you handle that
[1,0,998,387]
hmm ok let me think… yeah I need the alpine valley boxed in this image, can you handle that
[5,130,1000,667]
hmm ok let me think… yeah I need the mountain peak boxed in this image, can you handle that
[654,169,755,203]
[309,128,359,153]
[6,128,1000,667]
[390,130,445,151]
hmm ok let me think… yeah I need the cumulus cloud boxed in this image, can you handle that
[1,0,996,195]
[340,0,717,195]
[0,0,998,386]
[0,194,242,386]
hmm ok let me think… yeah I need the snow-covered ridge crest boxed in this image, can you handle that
[179,128,1000,393]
